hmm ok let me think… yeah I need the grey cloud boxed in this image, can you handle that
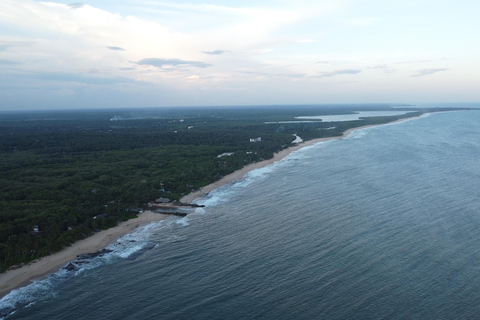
[68,3,85,9]
[318,69,362,78]
[0,59,20,65]
[202,50,230,55]
[395,60,433,65]
[137,58,212,68]
[316,61,330,64]
[277,73,306,79]
[369,64,395,73]
[35,72,143,85]
[242,71,306,79]
[410,68,449,77]
[107,46,126,51]
[0,41,33,51]
[240,71,267,75]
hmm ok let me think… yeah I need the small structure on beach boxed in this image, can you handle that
[217,152,234,158]
[155,197,171,203]
[292,134,303,144]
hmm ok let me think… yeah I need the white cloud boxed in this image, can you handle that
[0,56,20,63]
[369,64,395,73]
[0,0,478,109]
[202,50,230,55]
[137,58,212,69]
[318,69,362,78]
[410,68,449,77]
[107,46,126,51]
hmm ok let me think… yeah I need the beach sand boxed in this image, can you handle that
[0,116,421,299]
[180,124,374,204]
[0,211,167,298]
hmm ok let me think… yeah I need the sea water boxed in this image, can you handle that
[2,109,480,319]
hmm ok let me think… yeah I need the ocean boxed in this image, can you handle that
[2,109,480,319]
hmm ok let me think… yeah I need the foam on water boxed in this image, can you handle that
[197,140,336,208]
[5,110,479,319]
[0,216,187,318]
[197,165,278,207]
[344,128,370,139]
[174,217,190,227]
[343,113,432,140]
[0,119,401,319]
[116,219,167,243]
[0,268,71,319]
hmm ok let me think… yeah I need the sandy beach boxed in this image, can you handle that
[0,115,421,299]
[0,211,167,299]
[180,123,378,204]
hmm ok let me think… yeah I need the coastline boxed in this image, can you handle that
[0,114,422,300]
[180,122,390,204]
[0,211,168,299]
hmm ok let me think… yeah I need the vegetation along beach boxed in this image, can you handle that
[2,1,480,318]
[1,104,474,299]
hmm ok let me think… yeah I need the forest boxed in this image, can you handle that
[0,104,463,272]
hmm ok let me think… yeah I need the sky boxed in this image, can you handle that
[0,0,479,110]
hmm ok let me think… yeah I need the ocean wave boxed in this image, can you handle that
[0,268,71,319]
[197,165,278,207]
[285,140,333,159]
[174,217,190,227]
[344,128,371,139]
[0,217,184,318]
[116,219,167,243]
[197,141,337,208]
[344,113,430,140]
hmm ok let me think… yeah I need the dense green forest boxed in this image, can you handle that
[0,104,465,272]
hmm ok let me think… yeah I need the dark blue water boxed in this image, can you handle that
[3,110,480,319]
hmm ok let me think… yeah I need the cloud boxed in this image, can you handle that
[394,60,434,64]
[68,3,85,9]
[240,70,268,76]
[277,73,306,79]
[136,58,212,69]
[34,72,143,85]
[0,59,20,65]
[370,64,395,73]
[240,70,304,78]
[202,50,230,55]
[0,41,33,51]
[107,46,126,51]
[410,68,449,77]
[318,69,362,78]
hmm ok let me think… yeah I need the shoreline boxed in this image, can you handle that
[0,114,423,299]
[0,211,168,299]
[180,120,406,204]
